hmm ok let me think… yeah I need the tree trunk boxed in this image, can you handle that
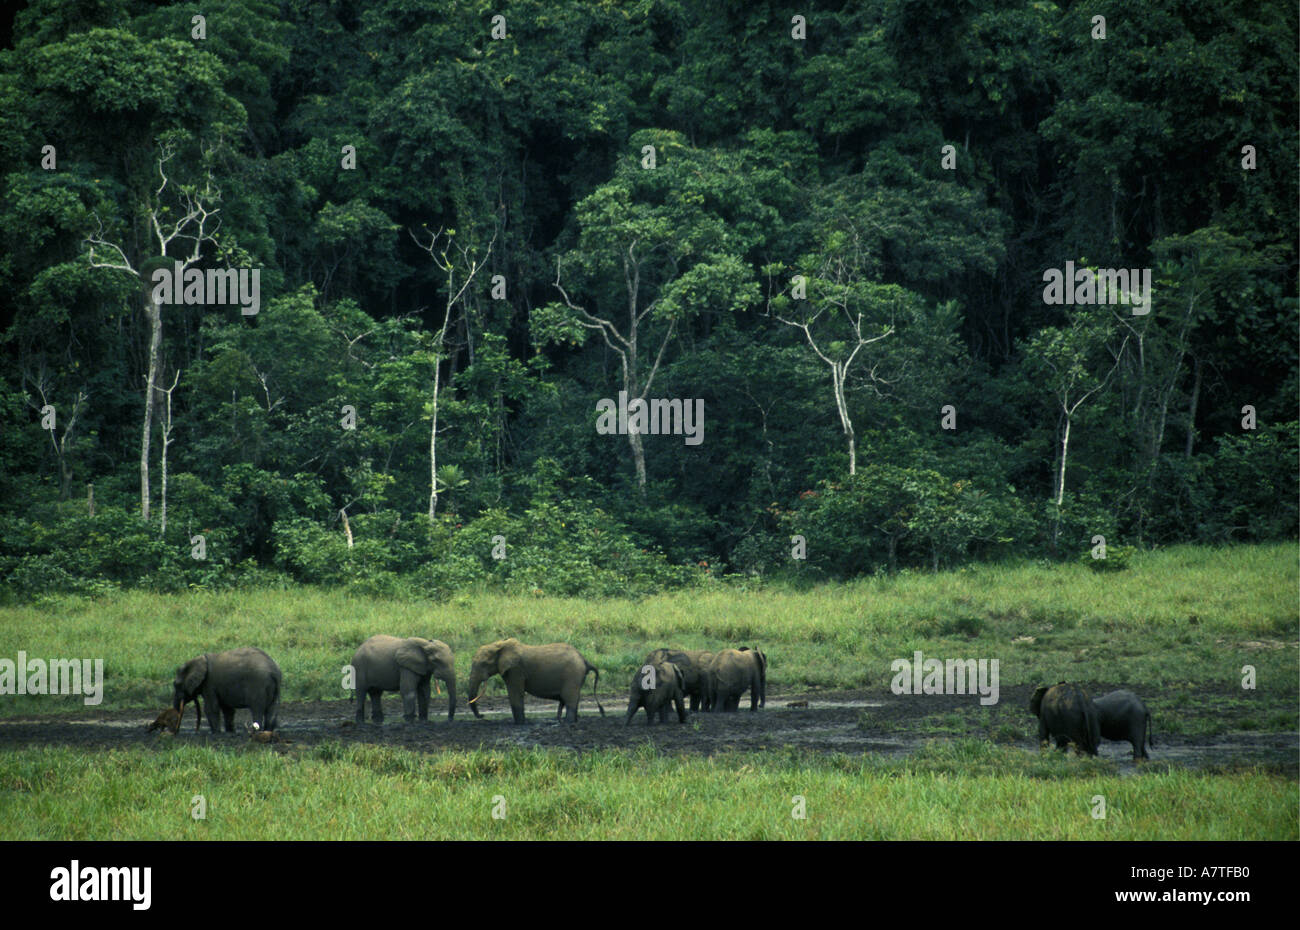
[140,295,162,523]
[160,373,177,537]
[1055,414,1072,506]
[627,424,647,490]
[428,359,441,520]
[831,364,857,475]
[1185,356,1202,457]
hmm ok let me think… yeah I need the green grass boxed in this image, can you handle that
[1,741,1293,840]
[0,542,1295,714]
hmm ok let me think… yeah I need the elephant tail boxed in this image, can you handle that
[586,661,606,717]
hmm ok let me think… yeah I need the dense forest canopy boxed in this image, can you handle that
[1,0,1295,599]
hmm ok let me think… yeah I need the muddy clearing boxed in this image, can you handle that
[1,684,1294,773]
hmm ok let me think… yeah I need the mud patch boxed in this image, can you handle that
[0,684,1293,773]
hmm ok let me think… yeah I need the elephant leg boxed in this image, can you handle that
[675,693,687,723]
[505,675,527,724]
[355,683,367,723]
[222,704,236,733]
[625,700,639,726]
[1055,736,1068,751]
[750,677,760,711]
[688,693,699,713]
[565,696,578,724]
[265,697,279,732]
[416,678,430,722]
[399,677,418,723]
[657,702,668,723]
[556,702,565,721]
[369,689,384,724]
[1037,720,1048,748]
[204,700,221,733]
[1132,723,1148,760]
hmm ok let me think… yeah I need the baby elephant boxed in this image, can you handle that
[1093,689,1155,760]
[625,661,688,726]
[1030,682,1100,756]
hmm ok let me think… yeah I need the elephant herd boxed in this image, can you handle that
[160,638,768,733]
[160,642,1155,763]
[1030,681,1156,760]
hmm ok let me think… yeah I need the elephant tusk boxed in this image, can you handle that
[435,683,442,695]
[468,694,480,704]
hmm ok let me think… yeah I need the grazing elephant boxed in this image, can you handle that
[644,648,714,712]
[1030,682,1100,756]
[351,635,457,724]
[466,639,605,724]
[173,647,281,733]
[709,647,767,712]
[1093,690,1154,760]
[625,660,688,726]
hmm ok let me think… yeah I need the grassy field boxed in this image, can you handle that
[0,542,1295,712]
[0,742,1294,840]
[0,542,1295,840]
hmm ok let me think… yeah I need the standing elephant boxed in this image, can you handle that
[709,647,766,712]
[1093,689,1154,760]
[173,647,281,733]
[625,660,688,725]
[466,639,605,724]
[1029,682,1100,756]
[351,635,456,724]
[644,648,714,712]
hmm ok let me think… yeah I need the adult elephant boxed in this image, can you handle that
[644,648,714,712]
[173,647,281,733]
[625,660,688,725]
[1093,689,1154,760]
[351,635,456,724]
[1029,682,1100,756]
[466,639,605,724]
[709,647,766,712]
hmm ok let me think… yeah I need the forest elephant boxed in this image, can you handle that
[466,639,605,724]
[351,635,456,724]
[644,648,714,712]
[1029,682,1100,756]
[1092,689,1155,760]
[625,660,688,725]
[709,647,767,712]
[173,647,281,733]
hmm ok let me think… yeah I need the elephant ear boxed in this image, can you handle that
[1029,686,1048,716]
[497,642,522,676]
[181,656,208,696]
[395,639,432,675]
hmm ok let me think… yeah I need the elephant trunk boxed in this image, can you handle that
[466,673,484,718]
[443,673,457,721]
